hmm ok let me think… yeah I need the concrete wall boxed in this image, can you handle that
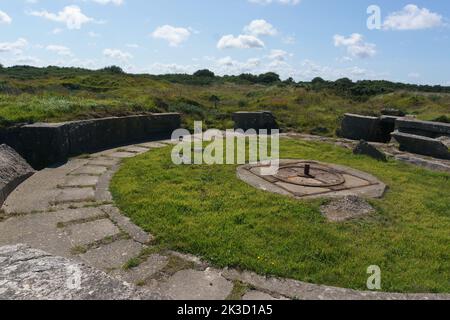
[392,131,450,160]
[340,114,396,143]
[0,144,35,207]
[232,111,279,132]
[396,119,450,138]
[392,119,450,159]
[341,114,450,159]
[1,113,181,169]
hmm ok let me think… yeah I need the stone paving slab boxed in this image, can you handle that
[122,146,149,154]
[88,158,119,168]
[94,166,118,202]
[107,152,137,159]
[61,175,99,188]
[112,254,169,285]
[71,165,108,176]
[80,239,143,270]
[138,142,168,149]
[55,207,108,224]
[102,206,152,244]
[0,244,164,300]
[2,159,89,214]
[65,219,121,247]
[55,188,96,204]
[222,269,450,301]
[159,269,234,300]
[0,208,107,258]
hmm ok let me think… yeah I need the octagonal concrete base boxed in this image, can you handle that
[237,159,387,199]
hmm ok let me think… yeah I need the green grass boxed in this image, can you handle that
[1,69,449,134]
[110,139,450,293]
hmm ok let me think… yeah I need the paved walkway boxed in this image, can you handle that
[0,138,449,300]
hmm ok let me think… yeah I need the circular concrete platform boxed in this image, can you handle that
[237,159,387,199]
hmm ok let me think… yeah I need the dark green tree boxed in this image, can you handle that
[335,77,353,86]
[258,72,281,84]
[194,69,215,78]
[311,77,326,84]
[284,77,295,85]
[238,73,258,83]
[100,65,125,74]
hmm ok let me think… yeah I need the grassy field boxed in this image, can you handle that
[110,138,450,293]
[1,67,450,135]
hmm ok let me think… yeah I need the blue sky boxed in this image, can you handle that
[0,0,449,84]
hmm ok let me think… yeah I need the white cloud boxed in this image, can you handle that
[13,56,41,66]
[213,56,262,75]
[90,0,124,5]
[59,58,99,69]
[248,0,300,5]
[147,63,197,74]
[103,48,133,61]
[0,38,28,54]
[0,10,12,24]
[333,33,376,58]
[383,5,443,30]
[336,56,353,63]
[46,45,73,56]
[244,19,277,36]
[268,49,291,61]
[30,5,93,30]
[151,25,191,47]
[217,34,264,49]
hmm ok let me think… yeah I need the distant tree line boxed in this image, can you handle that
[1,65,449,99]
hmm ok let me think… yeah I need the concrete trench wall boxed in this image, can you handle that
[395,119,450,138]
[340,113,450,159]
[393,119,450,159]
[340,114,397,143]
[0,113,181,170]
[232,111,279,132]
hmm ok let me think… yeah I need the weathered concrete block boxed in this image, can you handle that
[396,119,450,138]
[353,140,387,162]
[13,123,70,169]
[379,115,399,139]
[232,111,279,132]
[0,144,35,207]
[1,114,181,169]
[392,131,450,160]
[340,114,394,143]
